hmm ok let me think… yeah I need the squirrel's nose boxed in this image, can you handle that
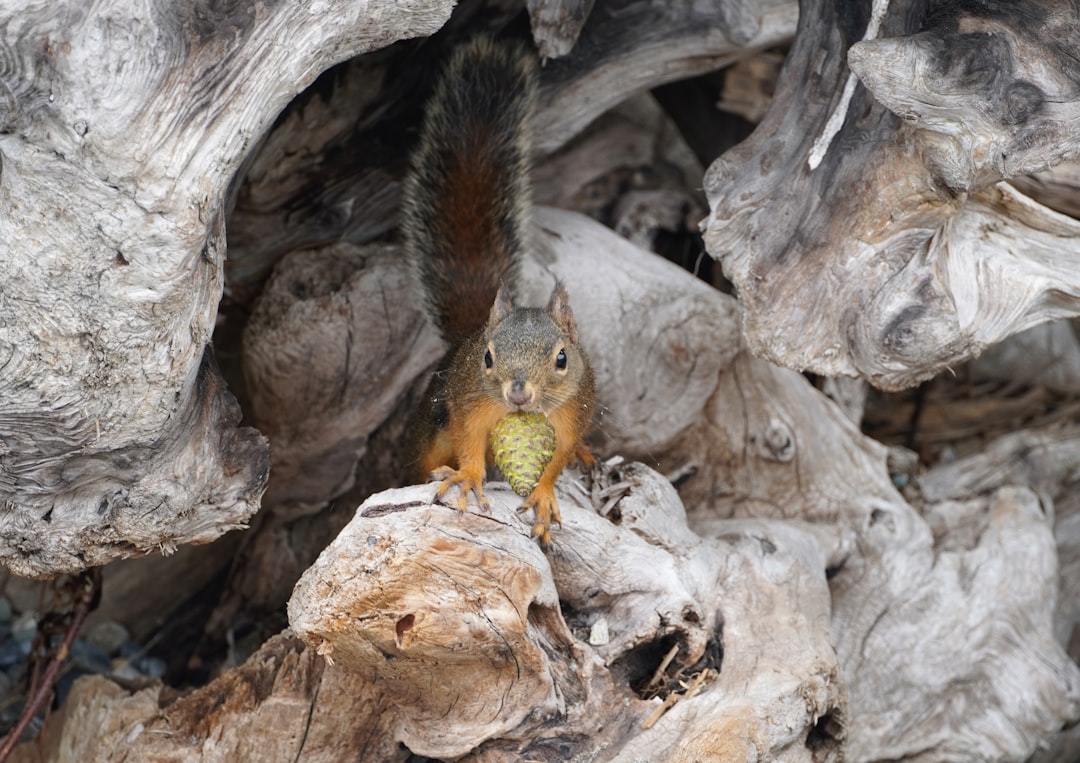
[506,379,534,408]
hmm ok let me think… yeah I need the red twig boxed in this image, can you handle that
[0,570,100,763]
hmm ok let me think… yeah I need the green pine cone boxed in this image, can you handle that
[491,412,556,497]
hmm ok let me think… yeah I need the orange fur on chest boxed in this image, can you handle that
[425,395,586,474]
[451,395,506,454]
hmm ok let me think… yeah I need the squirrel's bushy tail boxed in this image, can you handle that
[401,37,537,346]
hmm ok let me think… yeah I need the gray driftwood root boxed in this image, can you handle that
[703,0,1080,390]
[0,0,452,576]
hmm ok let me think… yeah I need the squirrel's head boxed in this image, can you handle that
[481,283,589,415]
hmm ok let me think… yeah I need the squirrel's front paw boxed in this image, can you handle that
[521,485,561,548]
[431,467,490,512]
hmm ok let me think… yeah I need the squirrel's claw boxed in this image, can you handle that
[431,467,490,512]
[521,486,562,548]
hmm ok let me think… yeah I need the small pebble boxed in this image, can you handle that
[0,639,26,669]
[0,699,24,730]
[135,656,167,678]
[84,621,131,656]
[110,661,142,681]
[589,617,610,646]
[118,640,144,659]
[10,612,37,644]
[70,640,112,675]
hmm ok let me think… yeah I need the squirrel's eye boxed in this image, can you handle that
[484,349,493,369]
[555,348,567,370]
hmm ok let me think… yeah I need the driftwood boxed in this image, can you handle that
[22,214,1079,758]
[213,20,741,633]
[224,0,796,294]
[263,210,1077,761]
[526,0,595,59]
[4,0,1080,761]
[703,0,1080,390]
[968,321,1080,395]
[0,0,453,577]
[288,473,846,762]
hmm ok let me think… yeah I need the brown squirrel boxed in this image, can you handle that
[401,36,595,546]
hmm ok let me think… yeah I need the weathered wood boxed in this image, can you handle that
[218,205,729,627]
[969,320,1080,394]
[285,447,1079,760]
[527,0,596,59]
[242,243,443,515]
[288,473,846,762]
[11,633,402,763]
[1038,477,1080,763]
[838,485,1078,761]
[534,94,709,250]
[703,0,1080,390]
[0,0,453,577]
[269,211,1074,761]
[225,0,797,294]
[1013,161,1080,220]
[7,0,1080,760]
[533,0,796,154]
[13,194,1080,763]
[847,5,1080,193]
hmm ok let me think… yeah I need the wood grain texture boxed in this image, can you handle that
[0,0,452,576]
[261,210,1073,761]
[224,0,796,294]
[289,474,846,762]
[526,0,596,59]
[14,186,1080,763]
[533,0,796,154]
[7,0,1080,758]
[9,633,401,763]
[243,242,444,513]
[703,0,1080,390]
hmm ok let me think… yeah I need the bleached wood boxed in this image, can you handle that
[837,486,1079,762]
[1013,161,1080,220]
[242,243,443,514]
[15,200,1080,761]
[703,0,1080,390]
[288,471,847,761]
[0,0,452,576]
[287,485,606,760]
[226,0,796,293]
[237,206,737,516]
[847,10,1080,193]
[533,0,796,154]
[968,320,1080,395]
[10,633,402,763]
[1036,479,1080,763]
[13,1,1080,758]
[526,0,595,59]
[525,207,740,458]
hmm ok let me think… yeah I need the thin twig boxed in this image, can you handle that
[641,643,680,699]
[0,570,99,763]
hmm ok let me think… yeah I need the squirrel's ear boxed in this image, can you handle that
[546,282,579,344]
[490,284,514,325]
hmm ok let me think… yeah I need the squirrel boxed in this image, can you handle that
[401,36,595,547]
